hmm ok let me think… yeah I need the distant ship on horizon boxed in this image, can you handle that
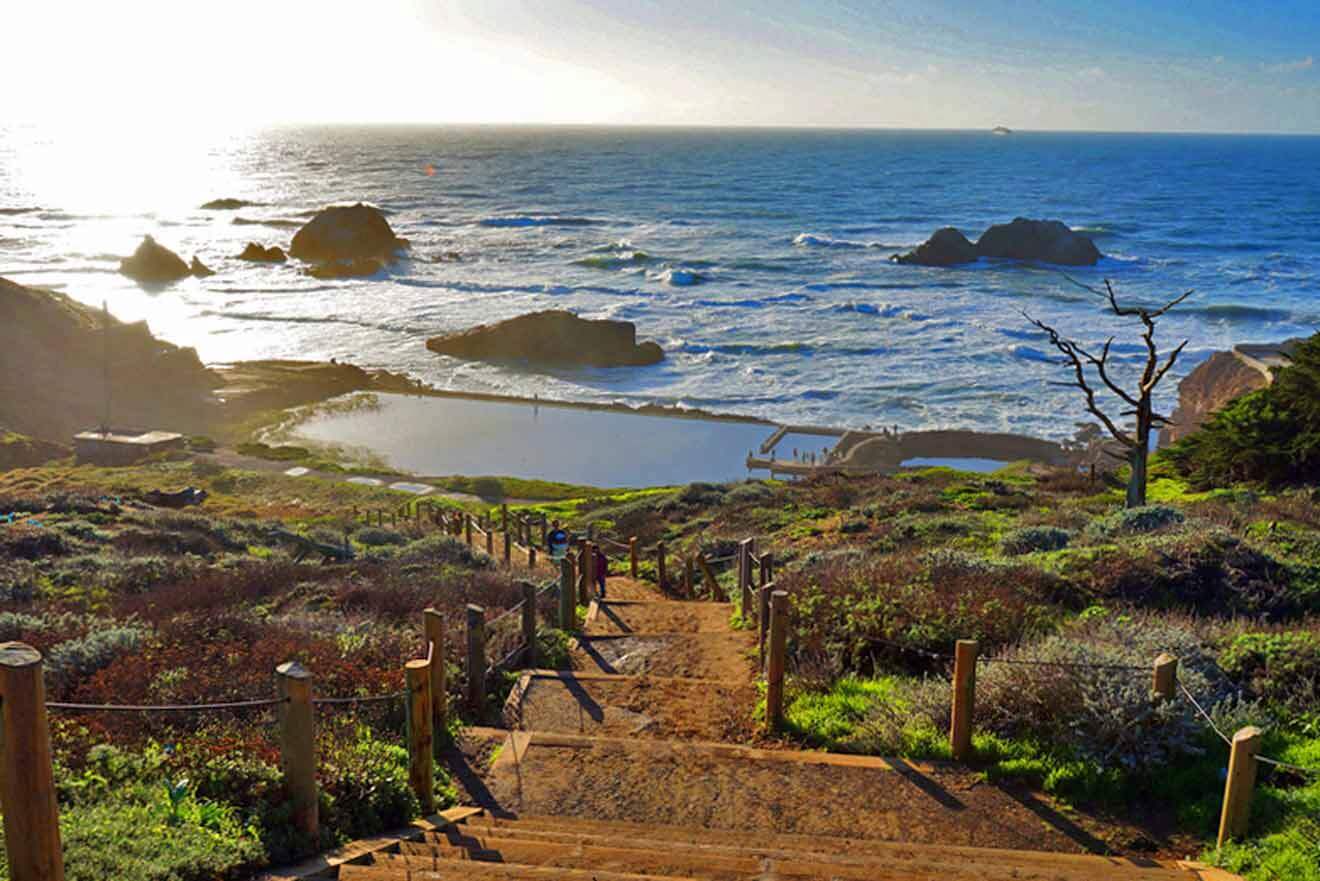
[992,125,1013,135]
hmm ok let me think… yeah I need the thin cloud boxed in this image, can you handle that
[1261,56,1314,74]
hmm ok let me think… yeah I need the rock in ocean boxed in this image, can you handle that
[238,242,287,263]
[426,310,664,368]
[289,203,407,264]
[890,227,978,266]
[975,218,1101,266]
[120,236,211,283]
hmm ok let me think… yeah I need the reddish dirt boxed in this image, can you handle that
[512,675,758,742]
[587,600,739,634]
[571,632,758,680]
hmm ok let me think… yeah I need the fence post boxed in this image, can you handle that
[738,539,754,619]
[760,551,774,587]
[522,582,538,668]
[275,661,319,842]
[560,557,577,630]
[629,537,639,578]
[1217,726,1263,847]
[758,584,772,671]
[465,605,486,714]
[424,608,447,741]
[540,514,549,548]
[465,513,473,547]
[527,543,537,568]
[766,590,789,731]
[486,524,494,556]
[502,507,512,566]
[1153,653,1178,703]
[405,659,435,813]
[584,542,598,602]
[0,643,65,881]
[950,639,978,762]
[683,555,694,596]
[657,541,667,591]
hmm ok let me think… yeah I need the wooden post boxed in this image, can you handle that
[522,582,538,668]
[424,608,447,740]
[405,659,435,813]
[950,640,978,762]
[760,551,774,587]
[0,643,65,881]
[559,557,577,630]
[584,542,598,602]
[683,555,694,596]
[738,539,754,619]
[465,513,473,547]
[503,509,512,566]
[527,543,537,568]
[629,536,639,578]
[1217,726,1263,847]
[1153,653,1178,703]
[657,542,667,591]
[766,591,789,731]
[465,605,486,714]
[758,584,772,671]
[698,553,720,598]
[275,660,318,842]
[485,525,494,556]
[578,543,591,604]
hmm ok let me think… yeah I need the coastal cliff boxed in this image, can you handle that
[0,277,221,443]
[1160,342,1299,445]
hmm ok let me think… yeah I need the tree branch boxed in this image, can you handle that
[1025,311,1134,448]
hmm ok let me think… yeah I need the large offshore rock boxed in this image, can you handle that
[426,310,664,368]
[119,235,194,283]
[289,203,407,264]
[891,227,979,266]
[975,218,1102,266]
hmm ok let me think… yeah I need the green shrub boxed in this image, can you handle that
[1167,332,1320,488]
[1219,631,1320,724]
[1085,504,1185,540]
[353,527,407,547]
[398,534,489,568]
[727,481,776,504]
[1000,526,1072,555]
[471,477,505,501]
[46,626,150,693]
[678,482,727,506]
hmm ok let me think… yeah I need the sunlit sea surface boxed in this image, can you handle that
[3,125,1318,439]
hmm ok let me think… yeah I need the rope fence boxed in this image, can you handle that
[47,697,288,713]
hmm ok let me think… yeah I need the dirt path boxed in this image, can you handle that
[442,556,1176,862]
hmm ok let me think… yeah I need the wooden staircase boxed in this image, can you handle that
[337,810,1235,881]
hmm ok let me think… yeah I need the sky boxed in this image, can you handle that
[5,0,1318,133]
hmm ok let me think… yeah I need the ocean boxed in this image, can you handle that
[2,126,1317,440]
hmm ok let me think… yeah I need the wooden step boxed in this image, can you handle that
[340,857,702,880]
[444,818,1194,880]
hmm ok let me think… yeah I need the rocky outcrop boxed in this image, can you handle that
[426,310,664,368]
[289,203,407,265]
[893,218,1102,267]
[238,242,287,263]
[0,277,222,442]
[1159,342,1300,445]
[976,218,1101,266]
[200,198,259,210]
[189,256,216,277]
[891,228,978,266]
[0,430,70,471]
[120,236,199,283]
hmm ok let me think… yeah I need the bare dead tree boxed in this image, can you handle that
[1025,280,1192,508]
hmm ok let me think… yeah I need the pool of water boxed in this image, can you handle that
[290,393,775,488]
[900,457,1009,473]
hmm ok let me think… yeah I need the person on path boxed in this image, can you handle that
[546,520,570,561]
[593,545,608,598]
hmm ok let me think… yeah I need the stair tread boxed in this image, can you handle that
[441,820,1196,878]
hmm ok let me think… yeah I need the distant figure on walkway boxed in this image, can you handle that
[593,545,609,598]
[547,521,570,560]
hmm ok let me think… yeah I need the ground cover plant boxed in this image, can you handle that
[0,462,560,881]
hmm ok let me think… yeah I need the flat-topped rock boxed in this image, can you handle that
[427,310,664,368]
